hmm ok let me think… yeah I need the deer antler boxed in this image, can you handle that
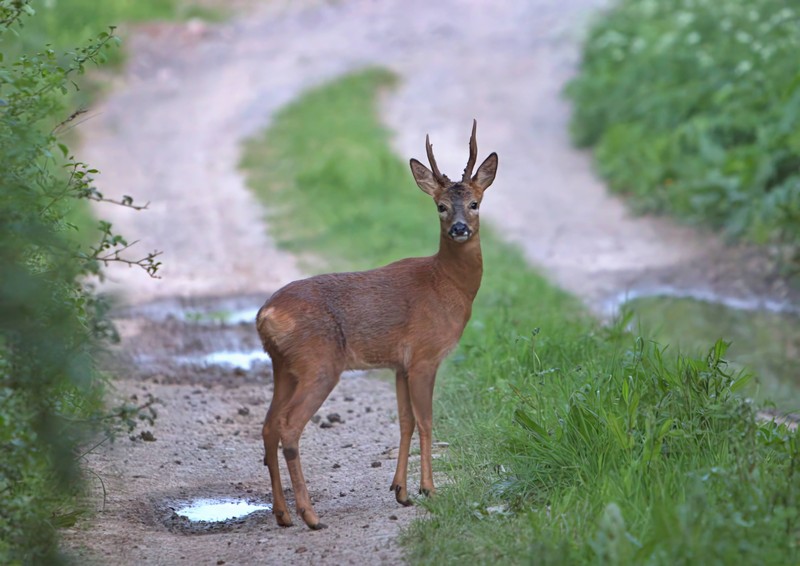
[462,119,478,182]
[426,134,451,185]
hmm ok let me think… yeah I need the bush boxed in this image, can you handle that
[567,0,800,269]
[0,3,159,562]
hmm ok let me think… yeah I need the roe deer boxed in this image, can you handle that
[256,120,498,529]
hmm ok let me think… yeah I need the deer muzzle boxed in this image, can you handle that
[448,222,471,242]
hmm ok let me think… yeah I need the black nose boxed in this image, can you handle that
[449,222,469,237]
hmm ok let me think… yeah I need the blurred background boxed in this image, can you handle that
[2,0,800,563]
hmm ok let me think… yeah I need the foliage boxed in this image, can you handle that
[2,0,221,58]
[241,67,800,565]
[0,2,160,563]
[567,0,800,270]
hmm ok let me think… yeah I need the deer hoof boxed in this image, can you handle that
[299,507,326,530]
[393,484,413,506]
[419,488,433,497]
[274,510,293,527]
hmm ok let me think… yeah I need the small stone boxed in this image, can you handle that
[344,396,355,402]
[224,417,234,424]
[371,461,382,468]
[311,414,322,424]
[217,561,226,565]
[365,406,372,413]
[327,413,342,424]
[389,515,398,521]
[320,422,333,429]
[140,430,156,442]
[238,407,250,416]
[342,443,353,449]
[295,547,307,554]
[332,463,341,469]
[339,492,346,497]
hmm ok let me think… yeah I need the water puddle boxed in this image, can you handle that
[175,349,272,370]
[615,292,800,409]
[183,307,259,325]
[202,350,272,369]
[176,349,372,379]
[176,499,272,522]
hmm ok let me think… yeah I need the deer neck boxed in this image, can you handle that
[435,231,483,301]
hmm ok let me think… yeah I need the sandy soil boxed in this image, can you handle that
[63,1,797,564]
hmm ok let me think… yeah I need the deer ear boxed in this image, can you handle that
[410,158,441,197]
[472,152,498,191]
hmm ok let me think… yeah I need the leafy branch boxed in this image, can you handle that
[81,221,162,278]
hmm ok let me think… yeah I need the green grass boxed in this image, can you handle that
[241,68,800,565]
[567,0,800,272]
[627,295,800,411]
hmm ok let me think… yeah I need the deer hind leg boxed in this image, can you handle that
[390,368,415,506]
[279,361,341,530]
[408,364,437,496]
[262,359,295,527]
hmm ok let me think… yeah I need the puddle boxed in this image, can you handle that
[176,349,374,377]
[173,349,272,370]
[176,499,272,522]
[160,496,274,534]
[602,286,800,318]
[183,308,259,325]
[112,294,264,325]
[199,350,272,369]
[617,293,800,409]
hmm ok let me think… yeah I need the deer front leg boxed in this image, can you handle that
[408,364,437,496]
[391,369,415,506]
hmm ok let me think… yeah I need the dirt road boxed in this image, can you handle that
[63,1,795,564]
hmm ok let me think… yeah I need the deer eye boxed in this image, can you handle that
[469,201,479,210]
[437,204,447,213]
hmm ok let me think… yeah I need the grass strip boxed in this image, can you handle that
[241,67,800,565]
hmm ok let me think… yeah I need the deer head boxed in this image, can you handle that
[409,120,498,243]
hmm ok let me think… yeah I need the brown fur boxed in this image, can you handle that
[256,121,498,529]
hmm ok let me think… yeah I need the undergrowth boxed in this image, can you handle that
[1,3,161,562]
[241,67,800,564]
[567,0,800,272]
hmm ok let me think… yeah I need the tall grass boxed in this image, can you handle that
[241,68,800,564]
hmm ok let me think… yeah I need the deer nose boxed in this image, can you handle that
[449,222,470,238]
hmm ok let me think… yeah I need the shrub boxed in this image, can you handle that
[567,0,800,269]
[0,2,159,562]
